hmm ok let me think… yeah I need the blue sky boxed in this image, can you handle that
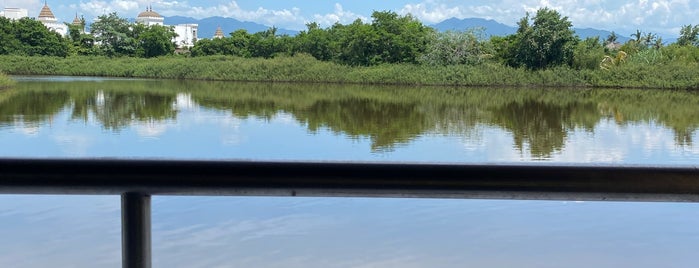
[3,0,699,37]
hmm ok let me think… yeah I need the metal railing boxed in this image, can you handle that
[1,159,698,268]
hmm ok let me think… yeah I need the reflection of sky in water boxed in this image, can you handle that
[0,196,697,267]
[2,82,699,267]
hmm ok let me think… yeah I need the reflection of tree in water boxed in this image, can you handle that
[490,100,599,158]
[295,99,430,151]
[0,90,70,126]
[596,92,699,147]
[193,91,431,151]
[8,79,699,153]
[194,97,279,121]
[70,91,177,131]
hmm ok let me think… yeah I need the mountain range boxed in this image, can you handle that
[165,16,635,43]
[431,18,632,43]
[164,16,297,39]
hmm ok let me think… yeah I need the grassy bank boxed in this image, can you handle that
[0,55,697,89]
[0,72,14,89]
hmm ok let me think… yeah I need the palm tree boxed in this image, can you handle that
[631,29,642,42]
[605,31,617,45]
[654,37,663,49]
[643,32,656,48]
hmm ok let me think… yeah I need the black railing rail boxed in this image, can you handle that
[2,159,699,268]
[3,159,699,201]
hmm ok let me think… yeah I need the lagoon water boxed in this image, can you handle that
[0,77,698,267]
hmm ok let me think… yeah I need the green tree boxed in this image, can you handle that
[490,34,519,67]
[137,25,177,58]
[507,8,577,69]
[621,30,661,54]
[0,17,22,55]
[90,13,137,56]
[295,22,333,61]
[333,19,379,66]
[228,29,252,57]
[420,28,491,66]
[248,27,279,58]
[572,37,604,70]
[190,29,252,57]
[1,17,68,56]
[676,24,699,46]
[631,29,643,42]
[370,11,433,64]
[66,20,97,55]
[605,31,618,45]
[190,38,224,56]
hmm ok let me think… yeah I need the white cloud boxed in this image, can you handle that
[9,0,698,35]
[133,121,170,138]
[64,1,366,31]
[399,0,699,36]
[183,2,305,28]
[312,3,368,28]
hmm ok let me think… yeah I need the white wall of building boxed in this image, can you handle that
[38,17,68,36]
[174,24,198,48]
[1,7,28,20]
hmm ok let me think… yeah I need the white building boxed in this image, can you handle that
[135,6,164,26]
[1,7,29,20]
[174,24,198,48]
[136,6,198,48]
[37,2,68,36]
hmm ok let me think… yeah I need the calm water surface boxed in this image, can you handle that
[1,77,698,267]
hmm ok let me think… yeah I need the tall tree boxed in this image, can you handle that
[370,11,433,64]
[137,25,177,58]
[0,17,22,55]
[507,8,577,69]
[334,19,379,66]
[66,21,96,55]
[90,13,137,56]
[295,22,333,61]
[605,31,618,45]
[676,24,699,46]
[1,17,68,56]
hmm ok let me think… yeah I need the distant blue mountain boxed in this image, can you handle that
[431,17,631,43]
[575,28,631,43]
[163,15,637,44]
[164,16,298,39]
[431,17,515,37]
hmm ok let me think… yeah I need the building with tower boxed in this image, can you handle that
[72,13,85,34]
[135,6,164,26]
[135,6,198,48]
[214,26,224,39]
[37,1,68,36]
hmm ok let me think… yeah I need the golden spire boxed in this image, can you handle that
[72,12,82,25]
[214,26,224,38]
[38,1,56,19]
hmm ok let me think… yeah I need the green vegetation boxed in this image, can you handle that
[2,9,699,88]
[1,54,698,89]
[0,72,14,89]
[0,17,67,57]
[495,8,577,69]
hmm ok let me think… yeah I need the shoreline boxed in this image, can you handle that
[0,72,15,89]
[1,55,697,90]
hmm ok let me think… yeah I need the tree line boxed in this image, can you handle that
[2,9,699,69]
[1,13,176,58]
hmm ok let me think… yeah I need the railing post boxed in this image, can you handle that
[121,193,151,268]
